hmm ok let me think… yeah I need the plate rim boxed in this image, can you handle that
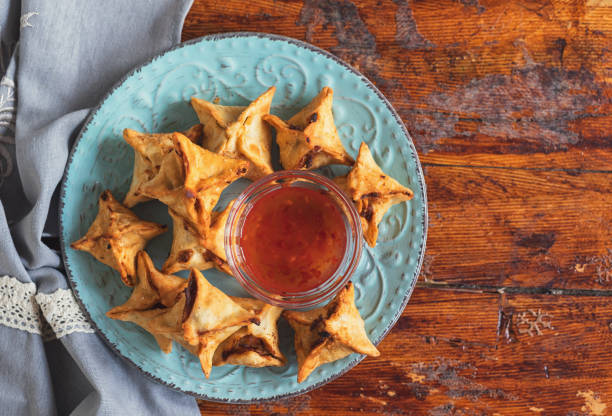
[58,31,428,404]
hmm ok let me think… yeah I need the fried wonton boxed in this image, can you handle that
[146,293,187,339]
[198,201,235,275]
[108,308,174,354]
[139,133,249,237]
[71,190,167,286]
[163,205,234,275]
[182,269,257,346]
[284,282,379,383]
[203,200,234,262]
[263,87,353,170]
[191,87,275,180]
[106,251,187,318]
[197,325,243,378]
[137,147,184,199]
[163,209,215,274]
[123,125,203,207]
[334,142,413,247]
[210,255,233,276]
[173,334,200,356]
[213,298,285,368]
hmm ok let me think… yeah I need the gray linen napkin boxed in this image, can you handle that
[0,1,201,414]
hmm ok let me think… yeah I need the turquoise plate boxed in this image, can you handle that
[59,33,427,403]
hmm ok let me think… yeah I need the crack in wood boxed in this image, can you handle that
[417,281,612,297]
[497,304,518,343]
[422,162,612,175]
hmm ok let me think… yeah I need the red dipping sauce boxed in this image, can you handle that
[239,186,347,294]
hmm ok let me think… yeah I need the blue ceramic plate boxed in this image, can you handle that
[59,33,427,403]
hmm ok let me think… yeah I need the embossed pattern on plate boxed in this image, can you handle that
[59,33,427,403]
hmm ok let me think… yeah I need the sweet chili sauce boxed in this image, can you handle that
[239,186,347,294]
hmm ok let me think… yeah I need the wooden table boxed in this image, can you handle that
[184,1,612,414]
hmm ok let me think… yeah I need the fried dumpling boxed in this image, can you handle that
[71,190,167,286]
[124,152,152,208]
[203,200,234,262]
[191,87,275,180]
[138,294,188,355]
[173,334,200,356]
[210,255,233,276]
[213,298,285,368]
[157,327,236,375]
[284,282,379,383]
[146,294,187,339]
[197,325,243,378]
[123,125,203,207]
[137,147,184,200]
[106,251,186,318]
[182,269,257,346]
[162,209,215,274]
[334,142,413,247]
[139,133,249,237]
[163,205,234,275]
[200,201,235,275]
[107,308,173,354]
[263,87,353,170]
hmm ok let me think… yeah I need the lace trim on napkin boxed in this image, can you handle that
[0,275,44,335]
[0,275,94,340]
[36,288,95,339]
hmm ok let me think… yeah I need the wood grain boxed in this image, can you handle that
[181,0,612,413]
[424,164,612,290]
[184,0,612,169]
[199,288,612,415]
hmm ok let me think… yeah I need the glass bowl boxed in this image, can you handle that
[225,170,363,310]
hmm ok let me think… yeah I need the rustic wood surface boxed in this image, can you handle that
[182,0,612,414]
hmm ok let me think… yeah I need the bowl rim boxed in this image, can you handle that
[58,31,429,404]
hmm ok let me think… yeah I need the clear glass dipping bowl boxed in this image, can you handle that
[225,170,363,310]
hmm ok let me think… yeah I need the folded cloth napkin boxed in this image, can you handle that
[0,1,201,414]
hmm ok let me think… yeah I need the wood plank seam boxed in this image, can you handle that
[417,281,612,296]
[422,162,612,174]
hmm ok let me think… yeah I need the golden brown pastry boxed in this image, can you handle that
[191,87,275,180]
[202,200,234,263]
[196,325,244,378]
[106,251,187,318]
[107,308,174,353]
[284,282,379,382]
[181,269,259,377]
[123,125,203,207]
[146,294,187,339]
[182,268,257,346]
[139,133,249,237]
[162,209,215,274]
[70,190,167,286]
[334,142,413,247]
[162,202,234,275]
[213,297,285,368]
[263,87,353,170]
